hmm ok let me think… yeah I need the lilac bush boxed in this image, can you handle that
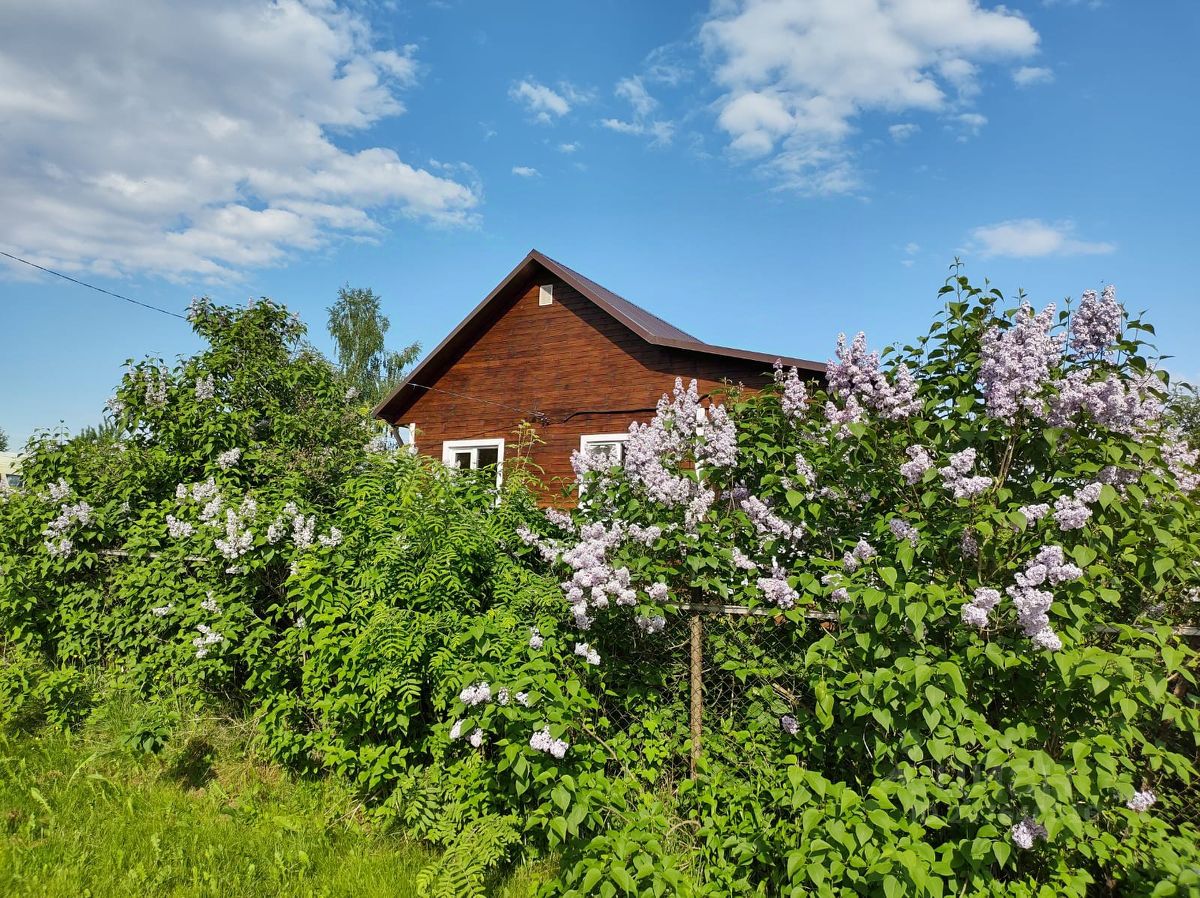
[539,270,1199,895]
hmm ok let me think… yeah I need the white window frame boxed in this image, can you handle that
[442,438,506,489]
[579,433,629,465]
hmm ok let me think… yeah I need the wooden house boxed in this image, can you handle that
[373,250,823,499]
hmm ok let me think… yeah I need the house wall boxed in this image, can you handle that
[395,278,811,503]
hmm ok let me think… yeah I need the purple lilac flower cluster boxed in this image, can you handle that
[193,623,225,659]
[1162,430,1200,492]
[900,446,933,484]
[793,454,816,490]
[194,374,215,401]
[1006,545,1081,651]
[560,521,635,631]
[459,682,493,705]
[1053,482,1102,531]
[842,539,876,572]
[757,561,799,610]
[528,627,544,649]
[740,495,804,546]
[779,715,799,735]
[823,394,866,437]
[980,302,1063,423]
[961,587,1001,629]
[826,332,920,420]
[773,361,809,419]
[623,379,719,530]
[574,642,601,665]
[1046,370,1163,436]
[731,547,757,570]
[1010,817,1047,850]
[1126,790,1156,813]
[530,726,569,759]
[1070,286,1123,355]
[1019,503,1050,523]
[43,498,92,558]
[939,448,992,499]
[636,615,666,634]
[887,518,919,546]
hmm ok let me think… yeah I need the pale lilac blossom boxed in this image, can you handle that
[166,515,194,539]
[780,715,799,735]
[528,627,544,649]
[194,374,215,401]
[636,615,666,634]
[1010,817,1047,850]
[888,518,919,546]
[900,446,933,485]
[192,623,225,658]
[217,448,242,469]
[826,332,920,420]
[1070,286,1123,355]
[773,361,809,419]
[468,728,484,748]
[731,547,757,570]
[460,682,493,705]
[574,642,600,665]
[1019,503,1050,523]
[1126,790,1156,813]
[940,448,992,499]
[757,561,798,610]
[530,726,569,759]
[979,302,1063,423]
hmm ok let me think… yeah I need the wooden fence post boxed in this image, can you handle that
[689,611,703,778]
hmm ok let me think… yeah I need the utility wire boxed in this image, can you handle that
[0,250,189,320]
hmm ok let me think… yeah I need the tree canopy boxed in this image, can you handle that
[326,285,420,406]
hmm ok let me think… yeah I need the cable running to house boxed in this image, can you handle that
[0,250,189,321]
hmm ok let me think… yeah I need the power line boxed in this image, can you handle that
[0,250,189,320]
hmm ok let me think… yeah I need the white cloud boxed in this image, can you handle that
[511,166,540,178]
[600,77,675,146]
[0,0,480,281]
[1013,65,1054,87]
[955,112,988,138]
[508,79,588,123]
[557,142,580,153]
[905,242,921,255]
[700,0,1039,194]
[643,43,692,86]
[969,219,1116,258]
[889,123,921,142]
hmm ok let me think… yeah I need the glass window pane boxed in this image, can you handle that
[453,451,472,469]
[476,446,500,468]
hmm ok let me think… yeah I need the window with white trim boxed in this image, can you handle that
[442,438,505,488]
[579,433,629,466]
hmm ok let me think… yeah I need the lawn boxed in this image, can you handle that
[0,702,551,897]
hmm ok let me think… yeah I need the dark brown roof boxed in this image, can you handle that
[374,249,824,422]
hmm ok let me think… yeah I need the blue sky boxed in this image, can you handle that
[3,0,1198,446]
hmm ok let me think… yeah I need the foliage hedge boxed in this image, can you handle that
[2,278,1198,896]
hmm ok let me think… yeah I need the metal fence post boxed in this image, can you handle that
[689,611,703,778]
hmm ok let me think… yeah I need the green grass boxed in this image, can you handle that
[0,702,551,897]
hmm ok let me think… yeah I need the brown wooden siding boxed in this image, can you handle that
[394,278,817,502]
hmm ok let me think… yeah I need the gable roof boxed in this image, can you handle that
[373,249,824,421]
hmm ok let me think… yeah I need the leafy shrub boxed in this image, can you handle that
[522,275,1200,895]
